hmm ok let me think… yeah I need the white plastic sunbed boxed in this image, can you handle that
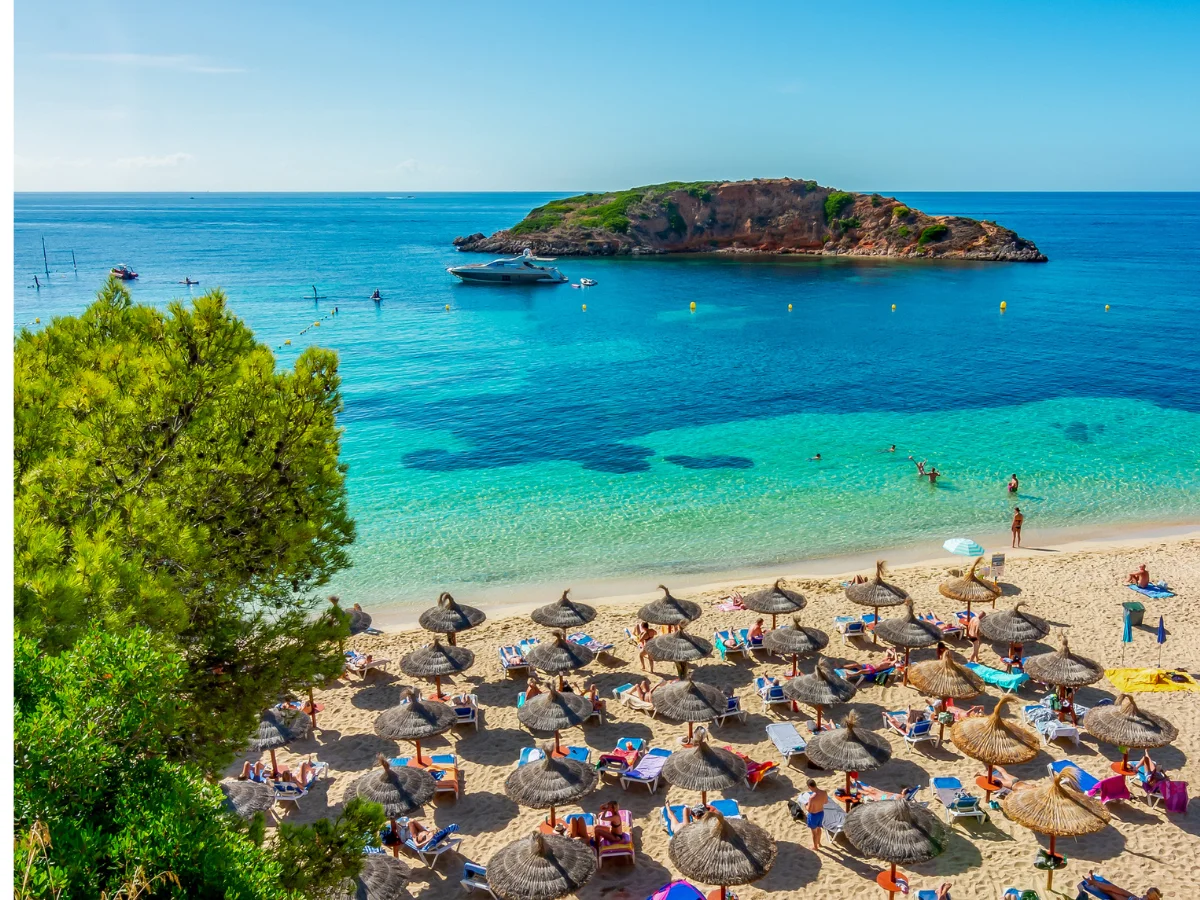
[619,747,671,792]
[766,722,807,764]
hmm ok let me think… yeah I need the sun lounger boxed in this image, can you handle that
[834,616,867,643]
[460,862,497,897]
[722,746,778,789]
[834,664,895,687]
[917,612,964,639]
[518,746,590,766]
[596,809,634,868]
[713,694,747,726]
[967,662,1029,692]
[1023,705,1080,746]
[738,629,765,652]
[498,645,530,677]
[792,791,846,838]
[885,712,936,748]
[755,677,789,713]
[453,694,479,730]
[860,612,878,631]
[401,822,461,868]
[271,760,328,806]
[344,652,390,677]
[568,632,614,655]
[427,758,461,798]
[931,776,986,823]
[598,738,646,775]
[613,683,656,715]
[766,722,807,764]
[854,782,923,803]
[714,630,749,662]
[1047,759,1101,795]
[619,747,671,792]
[661,799,741,836]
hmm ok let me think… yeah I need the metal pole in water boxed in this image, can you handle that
[41,236,49,277]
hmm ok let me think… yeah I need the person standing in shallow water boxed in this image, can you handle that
[1012,506,1024,547]
[1008,473,1020,493]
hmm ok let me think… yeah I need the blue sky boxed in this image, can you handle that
[15,1,1200,191]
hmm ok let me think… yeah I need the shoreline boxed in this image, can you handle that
[364,517,1200,630]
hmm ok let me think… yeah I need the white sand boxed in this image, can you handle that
[240,535,1200,900]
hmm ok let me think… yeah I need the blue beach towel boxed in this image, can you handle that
[1128,582,1175,599]
[967,662,1030,691]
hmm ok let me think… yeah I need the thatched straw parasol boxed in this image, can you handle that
[662,733,748,805]
[1025,634,1104,724]
[486,832,596,900]
[354,755,437,857]
[805,711,893,809]
[517,686,593,755]
[938,557,1001,615]
[250,708,312,776]
[652,676,728,742]
[782,659,856,730]
[908,651,985,743]
[350,853,410,900]
[219,779,274,820]
[873,599,942,684]
[504,747,598,828]
[526,630,596,688]
[348,603,374,636]
[400,638,475,700]
[762,615,829,676]
[978,601,1050,650]
[1084,694,1179,775]
[844,800,948,900]
[644,627,714,677]
[743,578,807,629]
[418,592,486,645]
[530,589,597,630]
[638,585,702,628]
[668,810,776,900]
[374,687,456,766]
[950,695,1040,801]
[846,561,910,643]
[1001,770,1110,891]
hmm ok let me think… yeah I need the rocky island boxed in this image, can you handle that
[454,178,1046,261]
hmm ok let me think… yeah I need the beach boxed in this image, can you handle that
[241,534,1200,899]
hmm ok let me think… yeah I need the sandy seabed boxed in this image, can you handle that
[235,537,1200,900]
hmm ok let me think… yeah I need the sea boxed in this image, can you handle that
[13,192,1200,613]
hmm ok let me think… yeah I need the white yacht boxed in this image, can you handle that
[447,249,568,284]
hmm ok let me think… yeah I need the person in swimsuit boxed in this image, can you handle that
[1011,506,1024,547]
[925,466,941,484]
[524,677,543,700]
[593,801,623,843]
[809,453,822,461]
[803,779,828,850]
[634,621,658,672]
[406,819,436,848]
[1080,873,1162,900]
[1127,564,1151,588]
[886,444,896,452]
[909,456,927,475]
[967,611,986,662]
[989,766,1028,792]
[1008,473,1019,493]
[746,618,765,643]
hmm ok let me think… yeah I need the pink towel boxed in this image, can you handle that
[1164,780,1189,814]
[1092,775,1132,803]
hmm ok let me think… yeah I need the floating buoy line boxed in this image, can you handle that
[275,306,340,351]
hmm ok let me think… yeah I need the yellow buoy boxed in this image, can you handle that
[1105,304,1111,311]
[690,301,696,310]
[34,318,40,324]
[445,304,450,311]
[582,304,587,311]
[1000,301,1007,311]
[891,304,896,311]
[787,304,793,311]
[314,322,320,327]
[284,339,291,345]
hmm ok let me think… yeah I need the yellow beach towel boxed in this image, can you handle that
[1105,668,1200,693]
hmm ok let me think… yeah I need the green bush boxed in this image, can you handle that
[870,194,882,207]
[892,206,910,220]
[824,191,855,222]
[803,180,819,191]
[838,216,862,230]
[511,213,563,234]
[918,224,950,246]
[896,225,911,237]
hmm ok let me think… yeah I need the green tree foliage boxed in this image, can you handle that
[14,279,354,768]
[823,191,855,222]
[892,205,911,220]
[14,626,288,899]
[918,223,950,246]
[273,799,386,895]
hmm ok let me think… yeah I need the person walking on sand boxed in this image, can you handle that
[803,779,828,850]
[1012,506,1024,547]
[967,611,986,662]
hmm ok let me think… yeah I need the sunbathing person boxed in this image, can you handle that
[524,677,544,700]
[238,761,269,782]
[988,766,1029,792]
[500,645,525,666]
[746,618,766,643]
[566,816,590,840]
[585,683,606,715]
[1137,751,1166,786]
[406,819,436,848]
[856,782,911,802]
[275,760,315,788]
[885,706,927,732]
[1126,564,1151,588]
[667,805,705,830]
[1080,872,1162,900]
[842,648,899,675]
[593,801,623,843]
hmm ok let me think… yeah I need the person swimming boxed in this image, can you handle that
[371,289,382,301]
[1008,473,1019,493]
[809,453,822,461]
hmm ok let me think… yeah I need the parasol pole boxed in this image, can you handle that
[873,605,879,644]
[903,649,911,685]
[269,748,279,779]
[435,674,443,699]
[1046,835,1056,891]
[448,632,457,646]
[791,653,798,677]
[844,771,854,811]
[771,613,778,630]
[308,686,318,731]
[701,789,707,806]
[554,729,562,756]
[688,720,695,742]
[548,803,556,828]
[815,704,823,731]
[413,738,424,767]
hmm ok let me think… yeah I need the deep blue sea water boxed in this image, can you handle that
[14,192,1200,609]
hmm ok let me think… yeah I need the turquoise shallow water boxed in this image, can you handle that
[14,192,1200,608]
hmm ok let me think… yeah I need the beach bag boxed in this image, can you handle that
[937,711,955,725]
[787,799,804,821]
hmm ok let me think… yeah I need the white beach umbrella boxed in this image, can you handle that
[943,538,984,557]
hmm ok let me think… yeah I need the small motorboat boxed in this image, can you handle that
[180,278,200,285]
[111,264,138,280]
[579,278,598,287]
[447,248,568,285]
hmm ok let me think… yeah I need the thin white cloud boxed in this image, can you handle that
[50,52,245,74]
[114,152,194,169]
[15,155,95,171]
